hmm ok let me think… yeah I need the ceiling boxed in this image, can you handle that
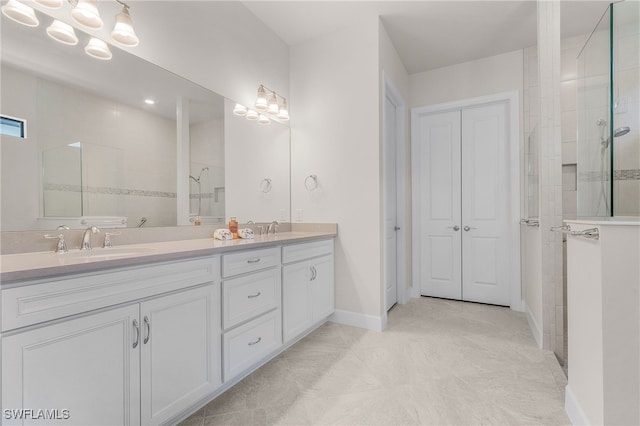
[243,0,612,74]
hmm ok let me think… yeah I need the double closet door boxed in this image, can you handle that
[414,102,510,306]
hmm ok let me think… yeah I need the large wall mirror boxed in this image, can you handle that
[0,8,290,231]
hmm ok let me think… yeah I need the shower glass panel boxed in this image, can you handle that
[612,0,640,216]
[576,6,611,217]
[577,1,640,217]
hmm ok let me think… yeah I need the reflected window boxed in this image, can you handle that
[0,115,26,138]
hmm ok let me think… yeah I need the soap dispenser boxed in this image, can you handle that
[229,216,238,239]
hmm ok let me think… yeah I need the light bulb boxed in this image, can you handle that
[267,92,279,115]
[85,38,112,60]
[255,85,268,111]
[1,0,39,27]
[233,104,248,116]
[277,98,289,121]
[245,110,259,120]
[71,0,103,29]
[46,20,78,45]
[258,114,271,125]
[111,6,139,47]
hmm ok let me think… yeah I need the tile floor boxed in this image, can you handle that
[180,297,569,425]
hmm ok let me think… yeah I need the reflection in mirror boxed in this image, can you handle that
[224,99,290,223]
[1,6,290,232]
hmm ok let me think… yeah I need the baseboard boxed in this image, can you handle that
[565,385,591,425]
[329,309,384,332]
[525,303,543,349]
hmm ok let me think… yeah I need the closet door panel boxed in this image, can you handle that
[416,110,462,300]
[462,103,510,305]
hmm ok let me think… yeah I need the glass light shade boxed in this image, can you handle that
[258,114,271,125]
[276,99,289,121]
[255,85,268,111]
[71,0,103,29]
[1,0,39,27]
[245,110,259,120]
[34,0,63,8]
[46,20,78,45]
[111,7,139,47]
[85,38,112,60]
[267,93,279,115]
[233,104,248,116]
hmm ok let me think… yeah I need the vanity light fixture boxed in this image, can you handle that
[245,110,259,120]
[71,0,102,29]
[258,114,271,125]
[144,99,155,105]
[35,0,64,8]
[1,0,141,60]
[46,19,79,45]
[253,85,289,121]
[1,0,39,27]
[84,37,112,60]
[233,103,248,116]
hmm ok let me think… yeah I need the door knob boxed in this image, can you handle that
[448,225,460,231]
[464,226,477,231]
[394,226,401,231]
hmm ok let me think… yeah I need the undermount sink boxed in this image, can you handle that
[62,247,156,260]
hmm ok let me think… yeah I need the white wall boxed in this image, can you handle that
[409,50,525,110]
[290,17,383,323]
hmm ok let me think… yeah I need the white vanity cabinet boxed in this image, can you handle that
[1,257,221,426]
[221,248,282,382]
[282,240,334,344]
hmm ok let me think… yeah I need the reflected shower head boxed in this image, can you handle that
[614,126,631,137]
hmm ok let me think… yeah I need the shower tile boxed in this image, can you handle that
[561,80,577,112]
[562,141,577,165]
[561,110,577,142]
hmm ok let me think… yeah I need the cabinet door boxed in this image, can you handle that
[282,261,313,343]
[310,255,335,323]
[140,284,221,426]
[2,305,140,426]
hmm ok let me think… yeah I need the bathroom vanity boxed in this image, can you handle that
[0,230,335,425]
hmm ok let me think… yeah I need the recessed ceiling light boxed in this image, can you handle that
[144,99,155,105]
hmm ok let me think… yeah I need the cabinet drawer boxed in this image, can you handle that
[2,257,219,332]
[222,247,280,278]
[283,239,334,264]
[223,269,281,330]
[223,309,282,381]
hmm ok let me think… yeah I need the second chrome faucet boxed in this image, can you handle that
[81,226,101,250]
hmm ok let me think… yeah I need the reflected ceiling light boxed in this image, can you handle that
[144,99,155,105]
[1,0,39,27]
[111,5,139,47]
[276,98,289,121]
[71,0,103,29]
[35,0,64,8]
[233,104,248,116]
[255,85,268,111]
[85,37,112,60]
[245,110,259,120]
[258,114,270,125]
[46,20,78,45]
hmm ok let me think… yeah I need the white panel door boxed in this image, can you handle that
[140,284,221,426]
[2,305,140,426]
[383,95,398,310]
[462,103,510,305]
[417,110,462,300]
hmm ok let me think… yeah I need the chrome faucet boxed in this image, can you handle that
[267,221,279,236]
[81,226,101,250]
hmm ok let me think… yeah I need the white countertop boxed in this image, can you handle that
[0,231,336,283]
[565,217,640,226]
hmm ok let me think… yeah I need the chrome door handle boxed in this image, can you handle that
[143,316,150,344]
[463,226,477,231]
[448,226,460,231]
[133,319,140,349]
